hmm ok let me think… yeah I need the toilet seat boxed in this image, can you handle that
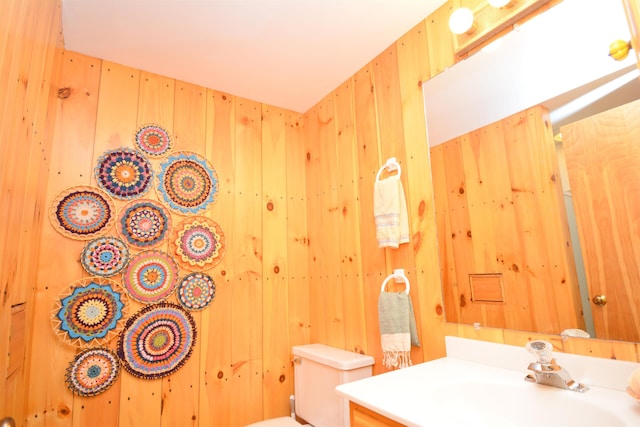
[245,416,305,427]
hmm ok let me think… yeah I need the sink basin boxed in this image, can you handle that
[433,380,628,427]
[336,348,640,427]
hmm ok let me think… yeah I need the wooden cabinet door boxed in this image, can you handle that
[350,401,405,427]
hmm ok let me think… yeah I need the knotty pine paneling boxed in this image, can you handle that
[4,1,640,427]
[0,0,62,420]
[430,106,584,334]
[13,52,309,427]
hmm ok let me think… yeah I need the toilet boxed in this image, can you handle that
[246,344,375,427]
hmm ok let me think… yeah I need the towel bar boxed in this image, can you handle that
[375,157,401,182]
[380,270,410,294]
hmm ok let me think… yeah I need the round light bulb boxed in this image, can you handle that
[488,0,512,7]
[449,8,474,35]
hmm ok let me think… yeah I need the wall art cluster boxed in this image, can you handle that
[48,123,223,397]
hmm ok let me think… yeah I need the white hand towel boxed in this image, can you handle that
[374,176,410,248]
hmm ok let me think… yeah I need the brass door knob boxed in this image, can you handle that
[592,294,608,306]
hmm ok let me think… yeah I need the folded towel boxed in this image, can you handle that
[378,291,420,369]
[374,176,410,248]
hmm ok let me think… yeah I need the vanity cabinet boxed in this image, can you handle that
[349,401,405,427]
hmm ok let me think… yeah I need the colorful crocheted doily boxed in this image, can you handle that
[117,302,197,380]
[94,148,153,200]
[122,250,179,304]
[49,186,116,240]
[156,151,218,215]
[169,217,225,271]
[116,199,172,249]
[134,123,172,157]
[176,272,216,311]
[81,236,130,277]
[65,347,121,397]
[52,277,128,347]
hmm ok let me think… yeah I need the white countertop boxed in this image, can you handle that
[335,337,640,427]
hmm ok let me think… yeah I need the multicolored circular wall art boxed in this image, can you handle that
[116,199,172,249]
[176,272,216,311]
[170,216,225,271]
[134,123,172,157]
[94,148,154,200]
[80,236,130,277]
[65,347,121,397]
[122,250,179,304]
[117,302,196,380]
[52,277,129,347]
[49,186,116,240]
[156,151,218,215]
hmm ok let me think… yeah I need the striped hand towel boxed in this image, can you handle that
[378,291,420,369]
[374,176,409,248]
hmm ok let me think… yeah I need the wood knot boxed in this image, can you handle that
[221,270,226,276]
[418,200,426,216]
[58,404,71,417]
[279,375,286,383]
[274,266,280,274]
[217,371,224,379]
[57,87,71,99]
[267,201,274,211]
[435,304,443,315]
[459,294,466,307]
[512,264,519,272]
[458,186,465,195]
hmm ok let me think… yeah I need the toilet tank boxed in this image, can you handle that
[292,344,374,427]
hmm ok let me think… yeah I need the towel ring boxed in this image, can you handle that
[380,271,410,294]
[375,157,401,182]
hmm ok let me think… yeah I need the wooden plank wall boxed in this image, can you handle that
[3,0,640,426]
[0,0,63,422]
[430,105,585,334]
[19,51,309,427]
[302,0,640,374]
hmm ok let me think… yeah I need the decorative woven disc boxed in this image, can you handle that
[52,277,128,347]
[122,250,179,304]
[117,302,196,380]
[65,347,121,397]
[176,272,216,311]
[116,199,172,249]
[134,124,172,157]
[95,148,154,200]
[169,217,225,271]
[49,186,116,240]
[156,151,218,215]
[81,236,130,277]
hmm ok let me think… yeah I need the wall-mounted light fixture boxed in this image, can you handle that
[449,7,476,34]
[449,0,554,58]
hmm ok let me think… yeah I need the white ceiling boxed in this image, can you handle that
[61,0,448,113]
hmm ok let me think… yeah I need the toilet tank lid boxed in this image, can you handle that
[292,344,374,370]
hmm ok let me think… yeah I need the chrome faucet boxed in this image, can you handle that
[524,340,589,393]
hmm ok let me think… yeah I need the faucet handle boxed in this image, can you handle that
[526,340,554,364]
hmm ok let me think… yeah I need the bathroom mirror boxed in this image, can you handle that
[423,0,640,341]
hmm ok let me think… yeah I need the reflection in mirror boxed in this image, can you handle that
[422,0,640,341]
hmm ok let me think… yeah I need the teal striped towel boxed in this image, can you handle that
[378,291,420,369]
